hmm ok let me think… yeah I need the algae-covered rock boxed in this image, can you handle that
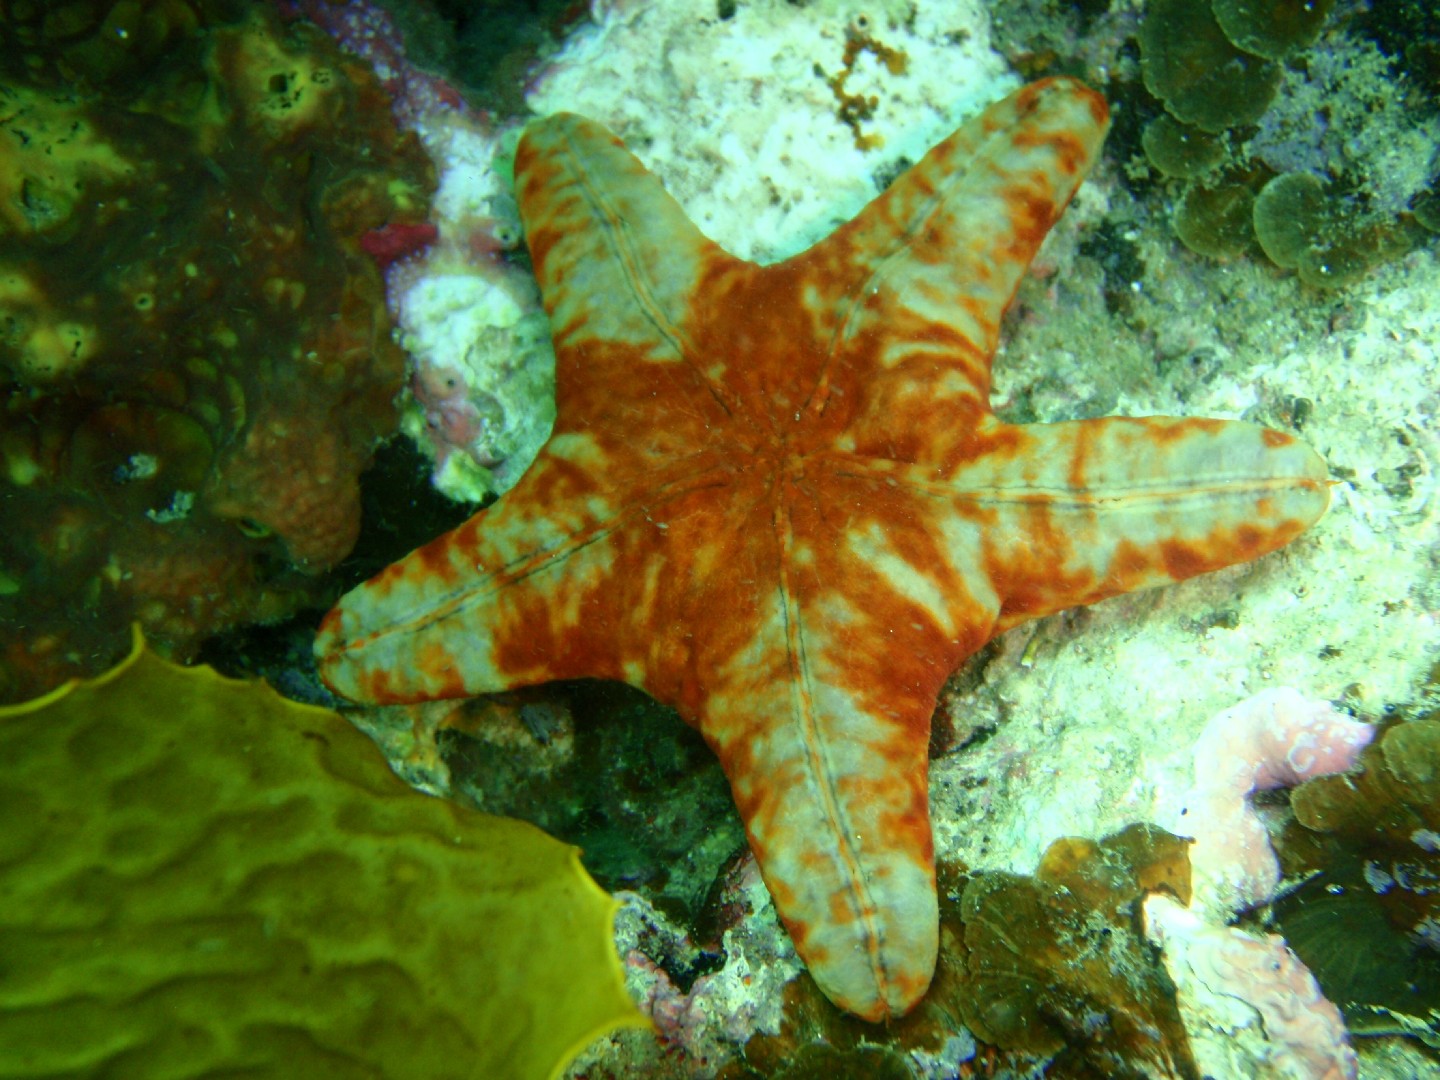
[952,824,1197,1077]
[0,632,646,1079]
[0,1,435,703]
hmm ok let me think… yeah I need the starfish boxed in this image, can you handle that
[315,77,1330,1022]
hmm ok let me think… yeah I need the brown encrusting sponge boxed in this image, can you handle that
[0,1,435,702]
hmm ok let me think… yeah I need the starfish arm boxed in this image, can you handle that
[701,668,940,1024]
[319,116,771,705]
[924,416,1331,630]
[313,436,739,704]
[693,473,1003,1022]
[783,77,1110,460]
[516,112,752,428]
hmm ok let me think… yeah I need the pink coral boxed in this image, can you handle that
[361,220,440,269]
[1185,687,1374,914]
[410,365,502,470]
[462,215,525,261]
[1145,895,1357,1080]
[1143,689,1373,1080]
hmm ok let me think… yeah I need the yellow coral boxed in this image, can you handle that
[0,632,647,1079]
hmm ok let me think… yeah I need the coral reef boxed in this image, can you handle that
[291,0,556,503]
[0,630,645,1079]
[1138,0,1438,284]
[240,0,1439,1072]
[618,872,799,1075]
[0,0,434,701]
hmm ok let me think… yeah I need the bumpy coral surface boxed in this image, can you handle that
[0,1,434,702]
[1185,687,1374,915]
[1144,689,1373,1080]
[0,631,645,1079]
[1145,895,1357,1080]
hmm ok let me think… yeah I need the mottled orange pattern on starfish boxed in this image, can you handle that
[315,78,1329,1021]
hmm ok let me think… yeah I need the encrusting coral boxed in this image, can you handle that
[1184,686,1375,917]
[288,0,559,505]
[1146,688,1374,1080]
[1145,896,1356,1080]
[0,629,645,1079]
[0,0,434,702]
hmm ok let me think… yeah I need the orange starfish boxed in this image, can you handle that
[315,78,1330,1021]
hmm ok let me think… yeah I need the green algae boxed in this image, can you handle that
[1173,171,1264,259]
[1253,171,1425,287]
[1137,0,1433,286]
[1212,0,1338,61]
[1140,0,1280,133]
[1252,170,1330,270]
[1141,114,1226,180]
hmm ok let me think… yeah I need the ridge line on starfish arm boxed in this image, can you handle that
[768,473,899,1009]
[532,115,748,423]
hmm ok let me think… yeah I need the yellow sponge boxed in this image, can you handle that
[0,631,647,1079]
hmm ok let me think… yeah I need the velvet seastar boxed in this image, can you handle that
[315,78,1330,1022]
